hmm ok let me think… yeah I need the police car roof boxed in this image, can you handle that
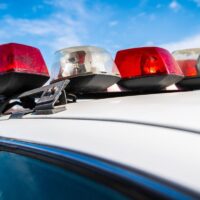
[30,89,200,133]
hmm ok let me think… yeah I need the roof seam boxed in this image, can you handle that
[21,116,200,135]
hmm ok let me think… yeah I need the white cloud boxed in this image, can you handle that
[193,0,200,6]
[1,15,82,50]
[149,14,156,21]
[161,34,200,52]
[0,3,7,10]
[44,0,89,19]
[0,0,116,67]
[0,0,112,51]
[109,20,118,27]
[169,1,181,11]
[138,12,146,17]
[145,41,155,46]
[32,5,43,12]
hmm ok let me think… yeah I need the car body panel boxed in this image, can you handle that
[0,118,200,194]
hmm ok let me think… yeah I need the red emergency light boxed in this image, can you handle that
[176,60,197,77]
[115,47,183,91]
[173,48,200,89]
[0,43,49,96]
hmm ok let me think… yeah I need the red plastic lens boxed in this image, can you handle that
[0,43,49,76]
[172,48,200,79]
[176,60,198,77]
[141,54,166,75]
[115,47,182,78]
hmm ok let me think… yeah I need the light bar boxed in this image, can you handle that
[173,48,200,89]
[51,46,120,93]
[115,47,183,91]
[0,43,49,96]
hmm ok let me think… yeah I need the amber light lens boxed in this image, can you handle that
[115,47,182,79]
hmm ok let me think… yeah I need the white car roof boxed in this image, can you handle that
[0,90,200,193]
[26,89,200,133]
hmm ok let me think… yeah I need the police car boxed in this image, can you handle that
[0,43,200,199]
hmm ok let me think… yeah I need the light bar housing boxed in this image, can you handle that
[0,43,49,96]
[173,48,200,89]
[51,46,120,93]
[115,47,183,91]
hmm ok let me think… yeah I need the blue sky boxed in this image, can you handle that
[0,0,200,69]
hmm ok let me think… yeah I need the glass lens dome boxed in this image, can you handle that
[51,46,119,81]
